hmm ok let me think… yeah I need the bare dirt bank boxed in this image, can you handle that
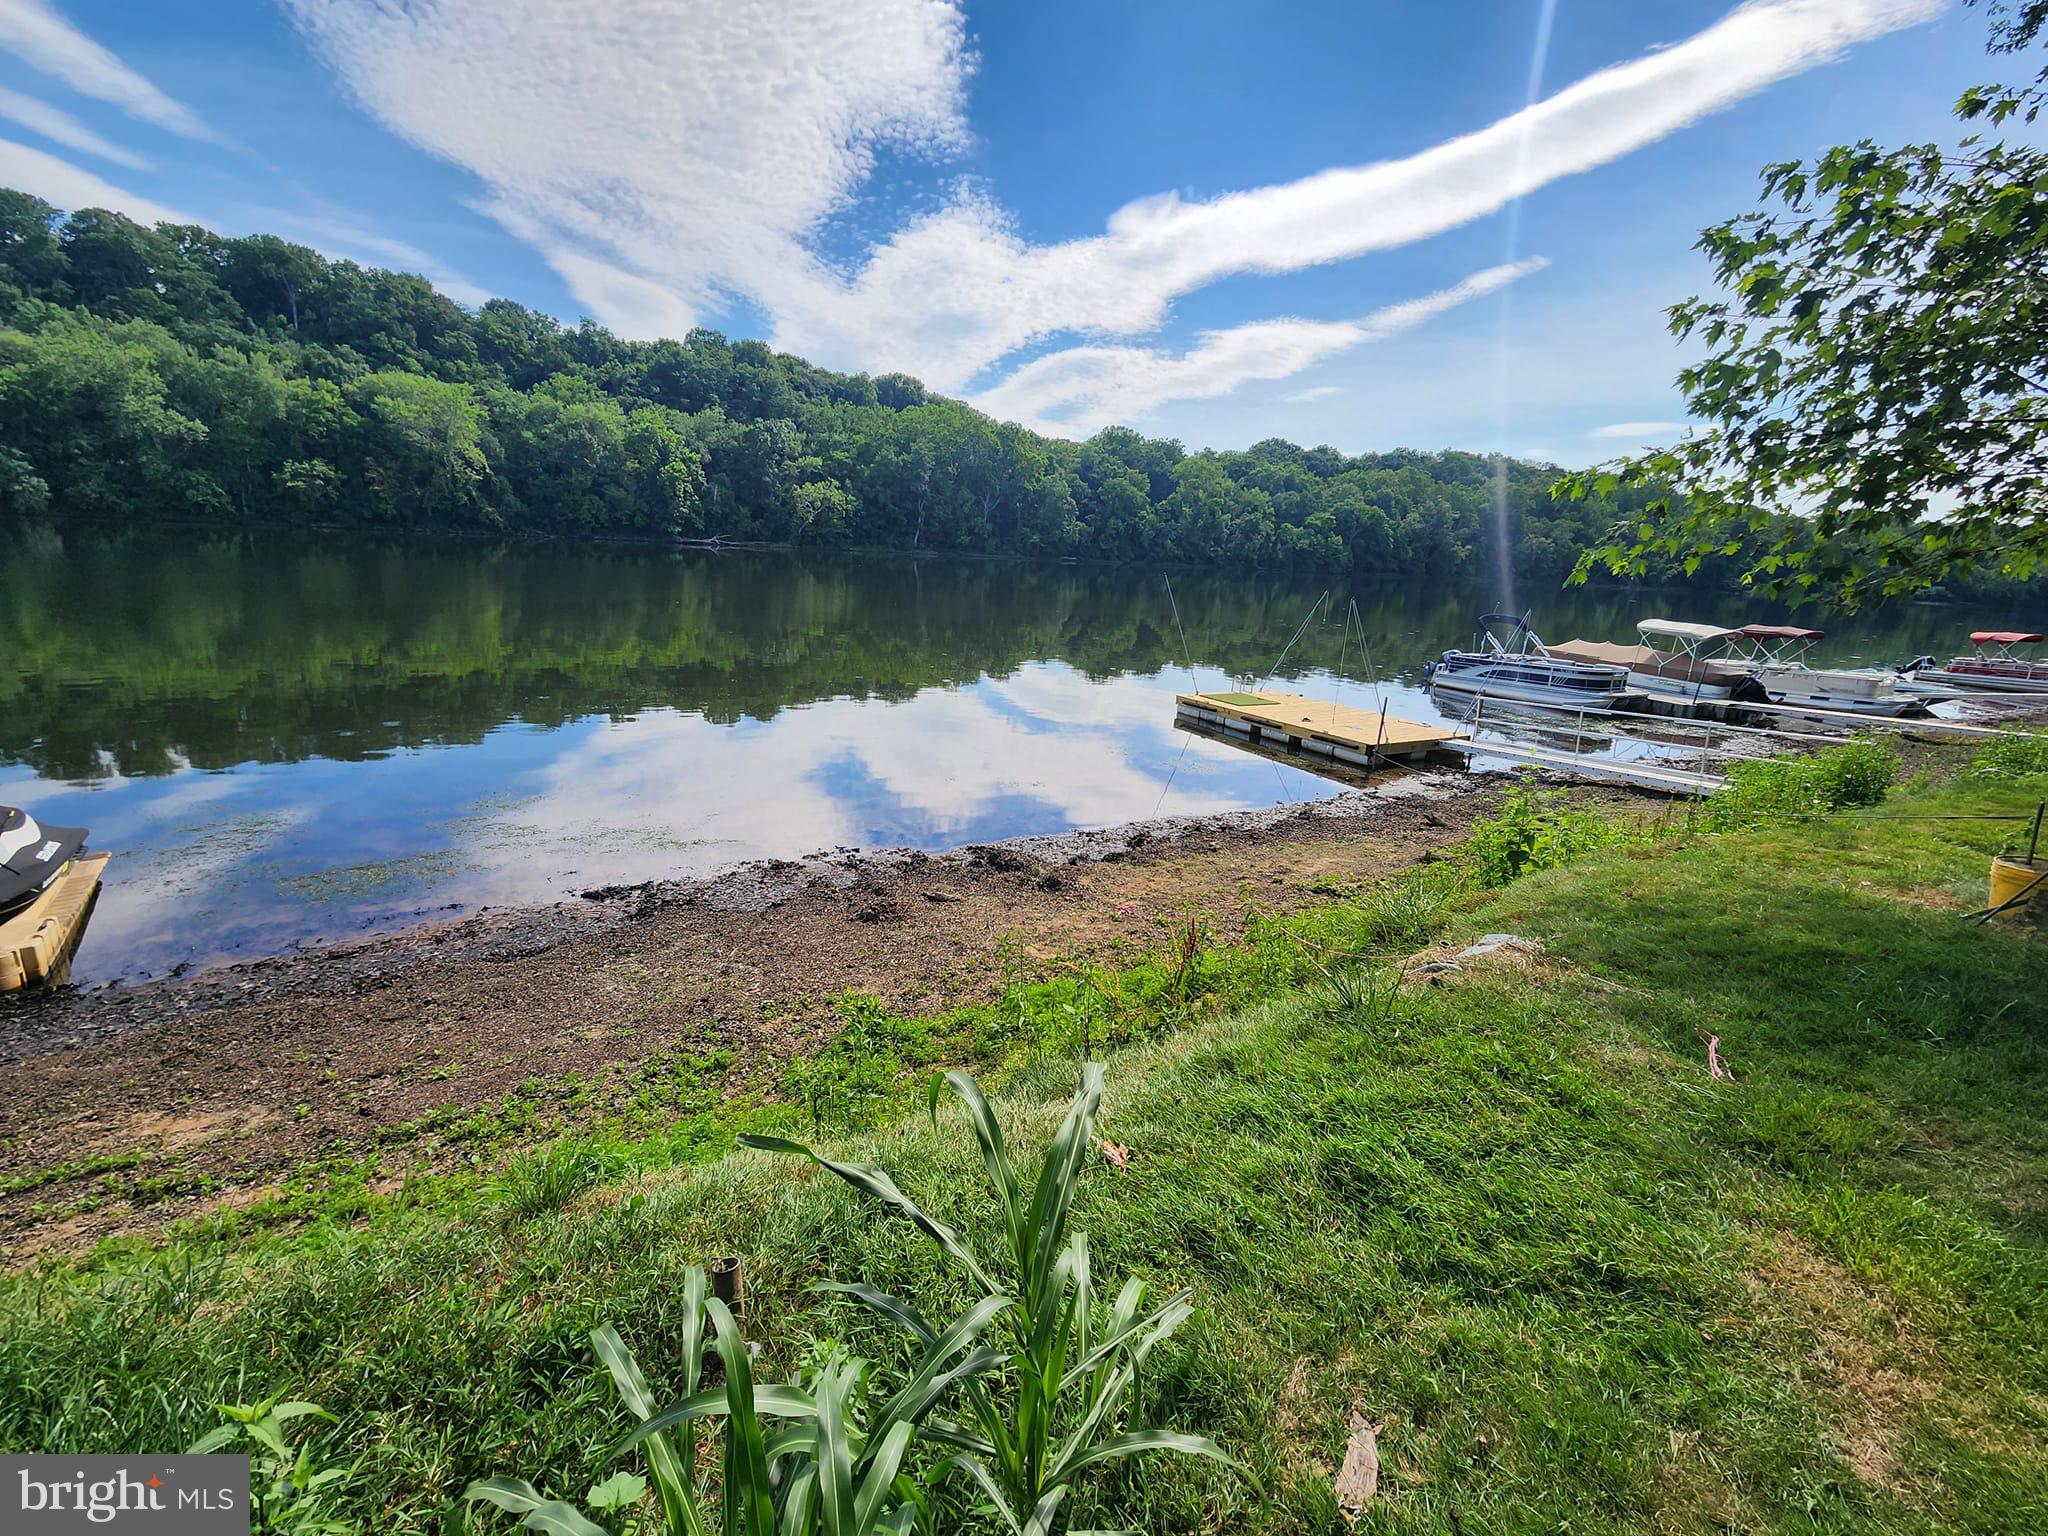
[0,772,1644,1256]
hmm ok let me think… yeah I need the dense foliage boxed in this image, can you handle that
[0,189,1650,579]
[1557,2,2048,609]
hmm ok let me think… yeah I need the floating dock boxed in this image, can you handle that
[1175,690,1460,772]
[1,852,109,993]
[1176,689,1728,796]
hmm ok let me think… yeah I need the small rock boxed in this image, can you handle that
[1454,933,1541,962]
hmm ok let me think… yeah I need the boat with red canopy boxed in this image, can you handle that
[1908,632,2048,694]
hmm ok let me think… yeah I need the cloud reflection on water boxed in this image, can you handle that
[18,664,1344,984]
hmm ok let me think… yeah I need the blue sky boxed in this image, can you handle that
[0,1,2017,457]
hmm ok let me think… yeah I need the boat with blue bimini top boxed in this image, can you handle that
[1424,613,1632,714]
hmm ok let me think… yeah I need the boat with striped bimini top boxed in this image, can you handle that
[1423,613,1631,713]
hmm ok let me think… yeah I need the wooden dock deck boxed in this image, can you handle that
[1174,690,1460,771]
[1176,689,1727,795]
[1,852,109,992]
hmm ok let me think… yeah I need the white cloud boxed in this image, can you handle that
[1587,419,1689,439]
[286,0,1937,403]
[288,0,968,341]
[0,0,213,141]
[1280,385,1343,405]
[0,136,186,223]
[547,249,698,340]
[0,85,149,168]
[975,260,1547,437]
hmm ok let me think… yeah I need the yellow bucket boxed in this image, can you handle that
[1988,856,2047,923]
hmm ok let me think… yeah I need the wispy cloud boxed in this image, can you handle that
[0,85,149,168]
[974,260,1547,438]
[286,0,1937,412]
[0,0,214,141]
[1280,385,1343,405]
[0,136,186,224]
[1587,419,1688,439]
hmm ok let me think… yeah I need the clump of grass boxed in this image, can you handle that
[1701,738,1897,830]
[1971,729,2048,782]
[493,1141,631,1218]
[1308,961,1406,1028]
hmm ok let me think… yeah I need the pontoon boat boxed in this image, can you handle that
[1424,613,1631,713]
[1725,625,1925,716]
[1546,620,1753,702]
[1907,632,2048,694]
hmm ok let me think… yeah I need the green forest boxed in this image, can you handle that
[0,189,1658,580]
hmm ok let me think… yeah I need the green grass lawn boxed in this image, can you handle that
[2,762,2044,1534]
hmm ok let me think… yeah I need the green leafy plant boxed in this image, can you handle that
[745,1065,1230,1536]
[188,1396,354,1536]
[1702,740,1897,830]
[782,993,915,1134]
[465,1265,1002,1536]
[1972,730,2048,782]
[1465,777,1635,887]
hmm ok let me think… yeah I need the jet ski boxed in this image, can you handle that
[0,806,89,924]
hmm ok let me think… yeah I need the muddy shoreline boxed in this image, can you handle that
[0,770,1634,1256]
[2,772,1476,1058]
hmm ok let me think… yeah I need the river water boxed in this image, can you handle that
[3,521,2039,984]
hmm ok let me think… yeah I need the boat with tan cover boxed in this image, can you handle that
[1545,620,1751,702]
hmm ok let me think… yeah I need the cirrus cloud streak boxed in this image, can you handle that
[974,260,1549,438]
[0,0,215,141]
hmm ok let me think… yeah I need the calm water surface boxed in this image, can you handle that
[4,522,2039,985]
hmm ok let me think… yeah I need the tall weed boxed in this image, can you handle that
[746,1066,1229,1535]
[1465,778,1637,887]
[1702,739,1897,831]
